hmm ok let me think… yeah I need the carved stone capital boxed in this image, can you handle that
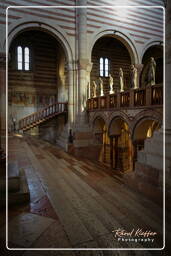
[78,59,92,71]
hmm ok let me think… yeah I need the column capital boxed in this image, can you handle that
[78,59,93,71]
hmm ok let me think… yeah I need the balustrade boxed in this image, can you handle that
[19,102,68,130]
[120,91,130,107]
[87,85,163,111]
[151,85,163,105]
[109,94,117,108]
[134,89,146,106]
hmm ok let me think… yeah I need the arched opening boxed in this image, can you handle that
[8,29,68,140]
[141,45,163,87]
[109,118,133,172]
[92,117,109,164]
[90,36,132,96]
[133,118,161,166]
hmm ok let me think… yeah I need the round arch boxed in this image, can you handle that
[140,41,163,86]
[88,29,139,64]
[92,116,107,148]
[141,40,163,63]
[108,115,130,136]
[5,18,73,64]
[108,115,133,172]
[132,111,162,141]
[108,111,131,134]
[91,112,108,129]
[92,116,106,133]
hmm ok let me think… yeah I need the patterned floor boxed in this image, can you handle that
[0,134,167,255]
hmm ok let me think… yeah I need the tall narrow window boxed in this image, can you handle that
[99,57,109,77]
[24,47,30,70]
[105,58,109,77]
[17,46,22,70]
[100,57,104,77]
[17,46,30,71]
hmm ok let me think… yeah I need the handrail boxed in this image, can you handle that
[87,84,163,111]
[19,102,68,130]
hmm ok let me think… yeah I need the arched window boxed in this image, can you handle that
[24,47,30,70]
[17,46,30,71]
[99,57,109,77]
[17,46,22,70]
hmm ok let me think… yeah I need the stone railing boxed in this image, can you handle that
[19,102,68,130]
[87,84,163,111]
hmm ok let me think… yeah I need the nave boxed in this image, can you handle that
[0,135,166,255]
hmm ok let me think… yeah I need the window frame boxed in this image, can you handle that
[99,57,110,77]
[16,45,31,71]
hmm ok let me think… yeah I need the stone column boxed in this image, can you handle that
[72,1,93,148]
[86,62,93,100]
[77,0,88,116]
[0,52,6,151]
[56,61,75,151]
[68,61,75,127]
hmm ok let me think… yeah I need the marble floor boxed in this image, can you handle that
[0,135,167,255]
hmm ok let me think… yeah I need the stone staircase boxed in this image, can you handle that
[18,102,68,131]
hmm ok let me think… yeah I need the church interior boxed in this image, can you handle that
[0,0,171,254]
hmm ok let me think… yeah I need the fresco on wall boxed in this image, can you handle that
[9,92,57,107]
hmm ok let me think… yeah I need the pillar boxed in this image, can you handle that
[0,52,6,151]
[72,1,93,148]
[67,61,75,127]
[77,0,87,115]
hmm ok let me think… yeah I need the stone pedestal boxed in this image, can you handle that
[73,112,93,148]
